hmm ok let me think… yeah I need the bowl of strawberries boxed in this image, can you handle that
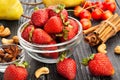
[17,4,83,63]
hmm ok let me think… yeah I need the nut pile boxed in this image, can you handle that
[0,45,22,63]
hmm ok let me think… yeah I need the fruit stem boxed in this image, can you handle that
[20,1,43,6]
[22,14,31,19]
[81,54,95,66]
[84,5,97,10]
[59,51,67,62]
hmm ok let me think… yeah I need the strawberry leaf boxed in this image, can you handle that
[34,7,39,11]
[63,29,69,40]
[81,54,95,66]
[54,4,65,13]
[29,26,34,42]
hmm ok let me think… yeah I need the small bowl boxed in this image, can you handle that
[17,16,83,63]
[0,44,25,72]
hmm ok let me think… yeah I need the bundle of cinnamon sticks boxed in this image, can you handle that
[83,13,120,46]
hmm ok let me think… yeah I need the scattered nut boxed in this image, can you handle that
[97,43,107,53]
[35,67,49,78]
[114,46,120,54]
[0,45,22,63]
[1,38,14,45]
[0,25,5,33]
[0,27,11,37]
[12,36,19,44]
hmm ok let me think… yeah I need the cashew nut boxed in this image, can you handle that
[1,38,14,44]
[0,25,5,33]
[114,46,120,54]
[0,27,11,37]
[35,67,49,78]
[12,36,19,44]
[97,43,107,53]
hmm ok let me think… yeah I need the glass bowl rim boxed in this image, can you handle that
[17,16,83,47]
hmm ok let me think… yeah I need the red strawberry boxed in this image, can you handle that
[47,4,68,21]
[82,53,115,76]
[31,9,49,27]
[68,19,79,34]
[57,58,77,80]
[60,25,76,42]
[22,25,34,41]
[44,16,63,34]
[41,40,59,59]
[32,28,53,44]
[4,62,28,80]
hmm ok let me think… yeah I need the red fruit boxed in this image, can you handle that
[82,53,115,76]
[32,28,53,44]
[103,2,116,13]
[41,40,59,59]
[82,1,92,9]
[61,25,76,42]
[104,0,115,2]
[57,58,77,80]
[91,8,103,20]
[95,2,105,10]
[44,16,63,34]
[22,25,34,41]
[101,10,113,20]
[80,18,91,30]
[4,63,28,80]
[79,9,91,20]
[31,9,49,27]
[74,6,83,17]
[47,5,68,21]
[68,19,79,34]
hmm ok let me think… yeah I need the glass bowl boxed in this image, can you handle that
[17,16,83,63]
[0,44,25,72]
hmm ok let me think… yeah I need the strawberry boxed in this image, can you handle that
[4,62,28,80]
[22,25,34,41]
[32,28,53,44]
[47,4,68,21]
[68,19,79,34]
[41,40,59,59]
[31,9,49,27]
[60,25,76,42]
[44,16,63,34]
[82,53,115,76]
[57,57,77,80]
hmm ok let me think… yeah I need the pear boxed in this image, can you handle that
[43,0,85,8]
[0,0,23,20]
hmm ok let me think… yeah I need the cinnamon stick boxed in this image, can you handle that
[83,25,99,35]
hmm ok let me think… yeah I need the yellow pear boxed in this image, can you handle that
[43,0,85,8]
[0,0,23,20]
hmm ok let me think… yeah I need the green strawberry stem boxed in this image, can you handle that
[59,51,67,62]
[29,26,34,42]
[14,61,29,68]
[34,7,39,11]
[54,4,65,13]
[81,54,95,66]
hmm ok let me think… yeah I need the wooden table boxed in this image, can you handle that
[0,0,120,80]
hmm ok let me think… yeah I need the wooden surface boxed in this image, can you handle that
[0,0,120,80]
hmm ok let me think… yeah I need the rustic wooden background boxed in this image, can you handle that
[0,0,120,80]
